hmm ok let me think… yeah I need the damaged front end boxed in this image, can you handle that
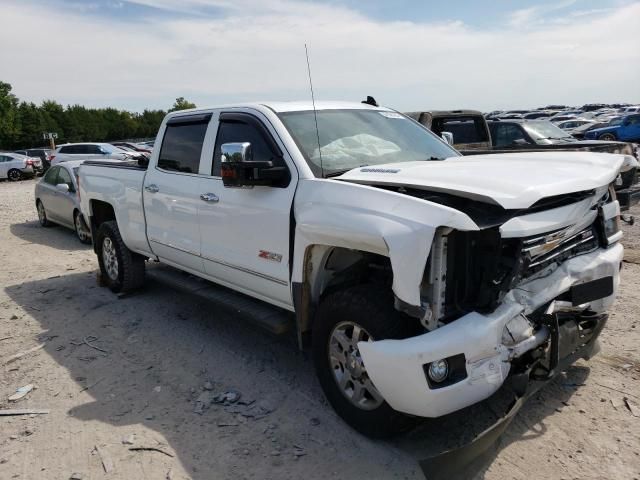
[358,186,623,419]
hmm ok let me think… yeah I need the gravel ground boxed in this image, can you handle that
[1,178,639,480]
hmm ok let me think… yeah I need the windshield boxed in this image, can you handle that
[522,121,575,144]
[278,109,459,177]
[608,118,623,126]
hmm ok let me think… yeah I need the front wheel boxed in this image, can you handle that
[312,285,414,438]
[96,220,145,293]
[598,133,617,141]
[7,169,22,182]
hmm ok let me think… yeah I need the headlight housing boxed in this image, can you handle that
[600,186,622,245]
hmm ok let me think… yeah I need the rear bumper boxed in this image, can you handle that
[358,243,623,418]
[20,167,36,177]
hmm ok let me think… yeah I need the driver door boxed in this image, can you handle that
[198,110,297,309]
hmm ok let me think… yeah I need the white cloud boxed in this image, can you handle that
[1,0,638,112]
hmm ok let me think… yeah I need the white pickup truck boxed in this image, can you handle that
[79,101,624,438]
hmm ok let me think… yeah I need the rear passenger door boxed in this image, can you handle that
[143,113,212,273]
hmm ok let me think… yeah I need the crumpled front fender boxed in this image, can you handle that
[292,179,478,306]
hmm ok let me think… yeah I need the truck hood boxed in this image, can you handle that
[336,151,623,209]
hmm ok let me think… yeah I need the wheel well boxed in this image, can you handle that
[89,200,116,251]
[295,245,394,346]
[90,200,115,228]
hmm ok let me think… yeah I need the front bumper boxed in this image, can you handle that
[358,243,623,418]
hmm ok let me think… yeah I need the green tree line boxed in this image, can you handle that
[0,81,196,150]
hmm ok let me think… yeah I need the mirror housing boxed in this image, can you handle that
[56,183,70,193]
[441,131,454,145]
[220,142,289,188]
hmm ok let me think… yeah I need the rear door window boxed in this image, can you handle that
[158,115,211,174]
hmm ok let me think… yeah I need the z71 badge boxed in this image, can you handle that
[258,250,283,262]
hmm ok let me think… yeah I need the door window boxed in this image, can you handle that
[158,116,210,173]
[86,145,103,154]
[57,168,75,192]
[43,167,59,184]
[212,116,283,176]
[493,124,527,147]
[627,115,640,126]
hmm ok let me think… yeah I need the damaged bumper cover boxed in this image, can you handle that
[358,243,622,418]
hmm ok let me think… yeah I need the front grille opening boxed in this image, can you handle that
[522,224,599,277]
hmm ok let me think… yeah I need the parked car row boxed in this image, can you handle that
[2,141,152,182]
[485,103,640,141]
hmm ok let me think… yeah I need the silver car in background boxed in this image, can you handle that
[34,160,91,243]
[0,152,42,181]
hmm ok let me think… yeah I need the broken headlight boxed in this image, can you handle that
[600,186,622,245]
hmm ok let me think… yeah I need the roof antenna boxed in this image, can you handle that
[305,43,323,178]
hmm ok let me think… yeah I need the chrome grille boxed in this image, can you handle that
[522,224,599,276]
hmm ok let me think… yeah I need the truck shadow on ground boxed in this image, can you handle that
[10,221,91,251]
[5,271,587,480]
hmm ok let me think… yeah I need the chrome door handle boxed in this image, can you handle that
[200,193,219,203]
[145,184,159,193]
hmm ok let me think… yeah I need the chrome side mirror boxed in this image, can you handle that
[441,131,454,145]
[56,183,70,193]
[220,142,290,188]
[221,142,253,164]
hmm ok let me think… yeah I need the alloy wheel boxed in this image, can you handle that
[102,237,119,281]
[328,321,384,410]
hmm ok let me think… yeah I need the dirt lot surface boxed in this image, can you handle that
[1,178,639,480]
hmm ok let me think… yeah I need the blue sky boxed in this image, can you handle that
[2,0,639,111]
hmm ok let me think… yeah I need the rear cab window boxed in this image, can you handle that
[431,117,489,144]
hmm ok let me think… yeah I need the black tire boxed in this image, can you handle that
[598,133,617,141]
[36,200,52,227]
[312,284,414,438]
[7,169,22,182]
[74,210,92,244]
[95,220,145,293]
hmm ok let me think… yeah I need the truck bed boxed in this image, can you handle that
[79,160,153,257]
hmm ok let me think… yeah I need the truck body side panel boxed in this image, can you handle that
[79,164,154,258]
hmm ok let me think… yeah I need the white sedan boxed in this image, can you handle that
[0,152,41,181]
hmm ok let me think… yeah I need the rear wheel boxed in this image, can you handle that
[36,200,51,227]
[96,220,145,293]
[8,169,22,182]
[598,133,617,141]
[74,211,92,244]
[312,285,414,438]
